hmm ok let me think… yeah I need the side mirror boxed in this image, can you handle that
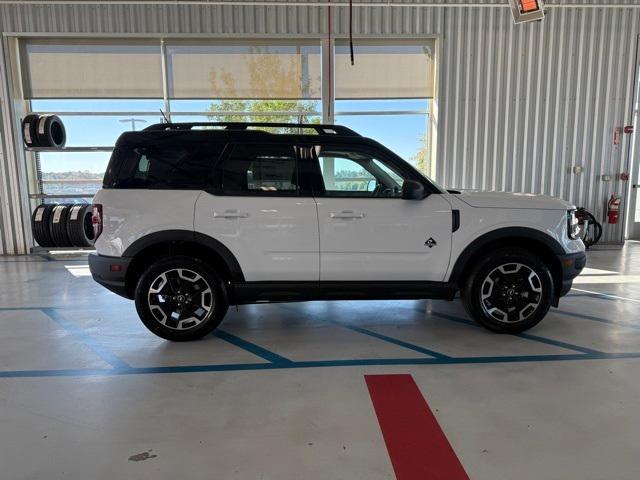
[402,180,425,200]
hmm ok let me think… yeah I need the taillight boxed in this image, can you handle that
[92,204,103,240]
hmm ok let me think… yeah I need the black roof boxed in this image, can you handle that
[143,121,360,137]
[108,121,444,195]
[115,121,401,160]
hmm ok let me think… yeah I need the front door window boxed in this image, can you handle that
[315,146,406,198]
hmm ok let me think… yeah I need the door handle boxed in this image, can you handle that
[213,210,249,219]
[330,210,366,219]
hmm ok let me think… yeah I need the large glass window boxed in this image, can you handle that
[335,40,435,176]
[23,41,163,98]
[29,99,165,202]
[37,151,110,200]
[166,42,321,100]
[20,38,436,206]
[168,42,322,126]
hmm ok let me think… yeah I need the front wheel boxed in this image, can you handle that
[461,248,554,333]
[134,256,229,341]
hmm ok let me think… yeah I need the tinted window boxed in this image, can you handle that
[107,138,225,189]
[220,143,298,195]
[315,146,406,197]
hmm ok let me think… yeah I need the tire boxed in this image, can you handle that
[48,204,73,247]
[66,204,95,247]
[31,204,57,247]
[22,114,40,147]
[134,256,229,341]
[35,114,66,148]
[461,247,554,333]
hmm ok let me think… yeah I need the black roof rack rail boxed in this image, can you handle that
[142,121,360,137]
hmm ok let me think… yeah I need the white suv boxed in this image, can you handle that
[89,122,586,341]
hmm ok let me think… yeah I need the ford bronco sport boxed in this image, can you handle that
[89,122,586,341]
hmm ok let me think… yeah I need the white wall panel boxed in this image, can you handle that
[0,38,30,255]
[436,6,640,243]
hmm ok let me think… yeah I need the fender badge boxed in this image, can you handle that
[425,237,437,248]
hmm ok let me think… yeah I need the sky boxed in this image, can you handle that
[32,98,430,174]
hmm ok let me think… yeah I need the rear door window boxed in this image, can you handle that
[218,143,299,195]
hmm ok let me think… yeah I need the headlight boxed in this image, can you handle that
[567,209,580,239]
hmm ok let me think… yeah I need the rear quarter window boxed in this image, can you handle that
[104,138,225,190]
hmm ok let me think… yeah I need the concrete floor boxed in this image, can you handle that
[1,244,639,480]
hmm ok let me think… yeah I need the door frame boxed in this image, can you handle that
[624,34,640,240]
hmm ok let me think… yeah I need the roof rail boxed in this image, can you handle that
[142,121,360,136]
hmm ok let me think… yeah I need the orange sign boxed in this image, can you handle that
[520,0,540,13]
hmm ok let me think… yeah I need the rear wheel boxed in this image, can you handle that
[134,256,229,341]
[461,248,554,333]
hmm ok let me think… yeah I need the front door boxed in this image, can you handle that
[311,144,452,281]
[195,142,319,282]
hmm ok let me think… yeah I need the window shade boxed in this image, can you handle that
[166,43,321,99]
[22,41,163,99]
[335,41,435,99]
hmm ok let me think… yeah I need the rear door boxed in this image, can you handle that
[310,143,452,281]
[195,142,319,282]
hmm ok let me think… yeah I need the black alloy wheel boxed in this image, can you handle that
[462,247,554,333]
[135,257,228,341]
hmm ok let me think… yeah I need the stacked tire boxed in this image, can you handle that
[22,114,66,148]
[31,204,57,248]
[66,204,95,247]
[31,204,95,248]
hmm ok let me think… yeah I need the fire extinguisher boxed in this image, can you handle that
[607,195,621,224]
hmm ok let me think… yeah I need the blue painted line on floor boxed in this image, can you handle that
[0,307,52,311]
[329,321,451,360]
[567,293,615,300]
[429,310,605,355]
[4,351,640,379]
[0,298,631,380]
[515,331,603,355]
[41,308,130,370]
[277,303,451,359]
[555,309,640,330]
[0,306,108,311]
[213,329,294,365]
[0,368,114,378]
[568,292,636,303]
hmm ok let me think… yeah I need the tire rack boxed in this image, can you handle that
[26,146,113,254]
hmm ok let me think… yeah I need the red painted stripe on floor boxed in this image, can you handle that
[365,374,470,480]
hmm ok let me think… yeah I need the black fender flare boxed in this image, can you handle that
[448,227,565,285]
[122,229,245,282]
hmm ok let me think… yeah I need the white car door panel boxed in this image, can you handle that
[312,145,452,282]
[195,195,319,282]
[316,195,452,281]
[195,142,319,282]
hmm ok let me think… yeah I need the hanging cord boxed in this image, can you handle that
[349,0,354,65]
[576,207,603,249]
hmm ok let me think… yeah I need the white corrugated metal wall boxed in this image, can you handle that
[0,36,30,256]
[0,1,639,253]
[437,5,640,244]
